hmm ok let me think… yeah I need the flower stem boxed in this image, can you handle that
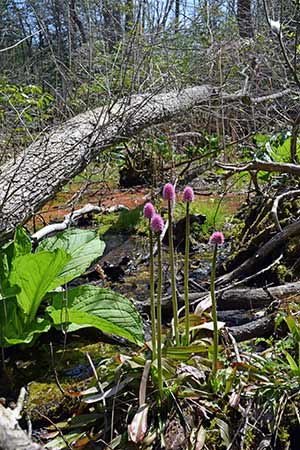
[184,202,190,346]
[156,237,163,395]
[149,226,157,359]
[168,201,179,346]
[211,243,219,375]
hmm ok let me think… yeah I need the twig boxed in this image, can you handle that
[271,189,300,232]
[0,29,42,53]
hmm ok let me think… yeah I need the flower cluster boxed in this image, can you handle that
[150,214,164,233]
[209,231,224,246]
[143,202,155,219]
[163,183,175,202]
[183,186,194,202]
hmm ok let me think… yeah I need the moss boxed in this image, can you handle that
[244,427,256,450]
[278,426,290,446]
[95,211,119,235]
[27,381,78,422]
[204,418,227,450]
[276,264,293,284]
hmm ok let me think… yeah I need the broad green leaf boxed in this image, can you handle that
[9,249,71,322]
[37,229,105,287]
[0,252,10,286]
[3,318,51,346]
[285,316,300,341]
[13,226,32,257]
[47,285,144,345]
[0,297,24,345]
[0,285,21,299]
[0,227,31,277]
[67,413,102,429]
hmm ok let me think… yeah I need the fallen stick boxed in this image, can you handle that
[217,219,300,286]
[31,203,128,242]
[271,189,300,232]
[0,387,42,450]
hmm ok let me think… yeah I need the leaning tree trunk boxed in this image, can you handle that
[0,85,293,242]
[0,86,213,242]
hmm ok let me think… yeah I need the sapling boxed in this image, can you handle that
[163,183,179,346]
[209,231,224,375]
[183,186,194,345]
[143,202,157,358]
[150,213,164,396]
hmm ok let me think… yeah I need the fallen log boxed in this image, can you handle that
[217,281,300,310]
[0,86,293,242]
[134,281,300,316]
[228,314,275,342]
[0,86,213,242]
[217,219,300,285]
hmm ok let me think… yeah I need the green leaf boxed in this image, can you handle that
[284,351,299,374]
[285,315,300,341]
[0,297,24,345]
[13,226,32,257]
[47,285,144,345]
[37,229,105,287]
[3,317,51,346]
[0,252,20,300]
[163,344,210,360]
[9,249,71,322]
[43,431,86,450]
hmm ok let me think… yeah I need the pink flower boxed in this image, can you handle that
[163,183,175,202]
[150,214,164,233]
[143,202,155,219]
[209,231,225,246]
[183,186,194,202]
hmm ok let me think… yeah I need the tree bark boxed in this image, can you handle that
[217,281,300,310]
[217,218,300,286]
[237,0,253,38]
[0,86,213,242]
[69,0,87,44]
[125,0,134,33]
[228,314,275,342]
[0,85,293,242]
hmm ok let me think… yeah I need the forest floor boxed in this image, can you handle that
[2,172,300,450]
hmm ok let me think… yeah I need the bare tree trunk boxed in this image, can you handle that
[125,0,134,33]
[103,0,122,50]
[290,112,300,163]
[237,0,253,38]
[0,86,213,242]
[175,0,180,32]
[69,0,87,44]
